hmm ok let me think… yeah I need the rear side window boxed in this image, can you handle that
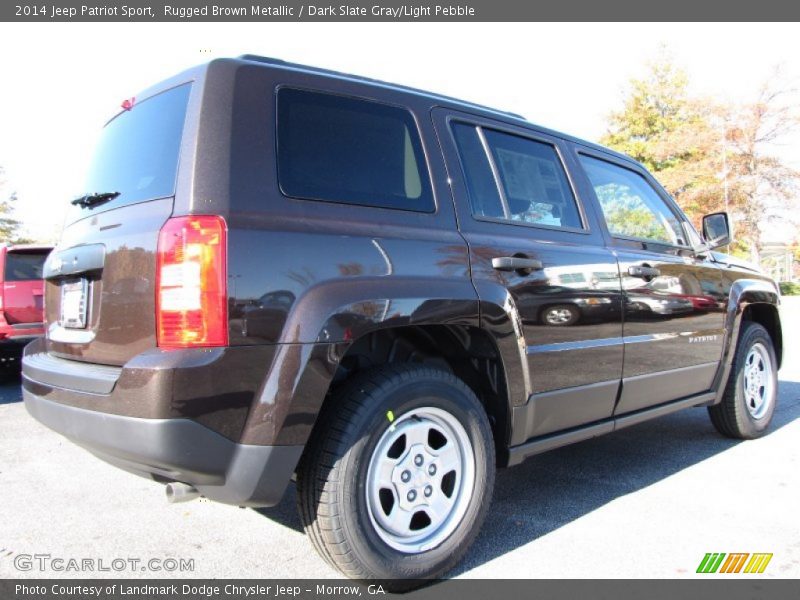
[451,124,583,230]
[277,88,434,212]
[4,250,49,282]
[72,84,191,219]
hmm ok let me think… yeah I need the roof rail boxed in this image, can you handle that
[237,54,526,121]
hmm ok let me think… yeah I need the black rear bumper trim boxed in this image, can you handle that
[23,390,302,507]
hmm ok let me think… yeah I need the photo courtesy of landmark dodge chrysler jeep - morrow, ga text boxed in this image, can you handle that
[22,56,782,584]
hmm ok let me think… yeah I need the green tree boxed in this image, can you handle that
[601,51,721,219]
[602,55,694,171]
[0,166,23,243]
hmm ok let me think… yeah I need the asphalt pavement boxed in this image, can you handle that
[1,299,798,579]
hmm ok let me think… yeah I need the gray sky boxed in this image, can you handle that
[0,22,798,241]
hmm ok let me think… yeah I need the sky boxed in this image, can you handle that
[0,22,798,242]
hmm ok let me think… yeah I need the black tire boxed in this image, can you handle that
[541,304,580,326]
[296,364,495,585]
[708,322,778,439]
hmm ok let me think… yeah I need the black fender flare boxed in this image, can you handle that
[239,277,480,446]
[711,279,781,403]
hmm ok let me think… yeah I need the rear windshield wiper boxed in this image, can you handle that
[71,191,120,208]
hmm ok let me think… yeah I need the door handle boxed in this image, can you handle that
[628,265,661,279]
[492,256,543,273]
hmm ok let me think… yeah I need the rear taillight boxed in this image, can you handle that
[156,215,228,348]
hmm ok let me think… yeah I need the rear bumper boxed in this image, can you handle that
[21,339,302,507]
[23,390,301,507]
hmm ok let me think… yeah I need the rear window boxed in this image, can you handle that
[4,250,49,282]
[277,88,434,212]
[70,83,191,218]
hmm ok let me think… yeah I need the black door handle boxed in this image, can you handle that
[492,256,543,273]
[628,265,661,279]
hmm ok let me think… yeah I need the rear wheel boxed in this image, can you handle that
[296,365,494,584]
[708,322,778,439]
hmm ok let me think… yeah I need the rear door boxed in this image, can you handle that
[575,150,727,414]
[2,247,49,324]
[434,109,624,439]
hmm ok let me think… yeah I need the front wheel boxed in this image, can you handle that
[708,322,778,439]
[296,365,495,584]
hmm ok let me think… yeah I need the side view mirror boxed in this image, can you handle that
[702,212,732,250]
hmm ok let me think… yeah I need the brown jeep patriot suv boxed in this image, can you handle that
[23,56,782,582]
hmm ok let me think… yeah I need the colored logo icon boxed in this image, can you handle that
[697,553,773,574]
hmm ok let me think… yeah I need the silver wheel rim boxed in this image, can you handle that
[743,342,773,420]
[365,406,475,554]
[546,308,573,324]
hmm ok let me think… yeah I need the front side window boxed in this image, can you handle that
[579,155,686,246]
[451,124,583,230]
[277,88,433,212]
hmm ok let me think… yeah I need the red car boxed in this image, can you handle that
[0,245,52,370]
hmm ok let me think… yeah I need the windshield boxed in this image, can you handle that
[69,83,191,219]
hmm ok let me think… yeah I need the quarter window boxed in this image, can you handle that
[579,155,686,246]
[451,123,503,219]
[277,88,433,212]
[451,124,583,230]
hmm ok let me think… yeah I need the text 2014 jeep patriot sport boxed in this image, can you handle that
[23,56,782,582]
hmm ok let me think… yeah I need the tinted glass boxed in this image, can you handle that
[483,130,582,229]
[4,250,48,281]
[451,123,504,218]
[580,155,686,246]
[70,84,191,220]
[277,89,433,212]
[451,125,583,230]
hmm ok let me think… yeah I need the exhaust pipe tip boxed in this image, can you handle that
[165,482,200,504]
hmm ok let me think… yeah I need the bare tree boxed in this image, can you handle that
[722,67,800,264]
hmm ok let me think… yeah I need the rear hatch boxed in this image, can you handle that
[44,83,192,366]
[1,247,50,325]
